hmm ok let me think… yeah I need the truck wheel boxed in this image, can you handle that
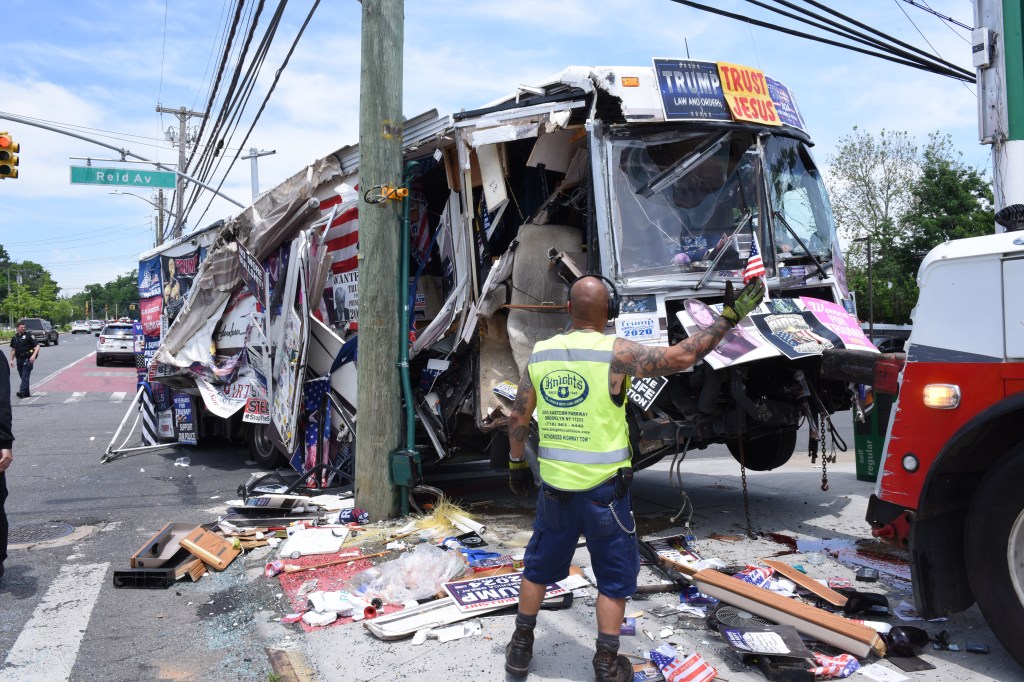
[726,431,797,471]
[965,451,1024,667]
[247,424,285,469]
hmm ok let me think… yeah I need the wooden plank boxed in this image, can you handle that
[179,527,240,571]
[692,568,885,658]
[760,559,848,607]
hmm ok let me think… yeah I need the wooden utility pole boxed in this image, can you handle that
[355,0,404,520]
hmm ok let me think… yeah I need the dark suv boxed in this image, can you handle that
[18,318,59,346]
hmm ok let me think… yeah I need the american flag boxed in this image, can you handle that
[318,190,360,274]
[649,649,717,682]
[744,232,766,283]
[300,377,332,481]
[809,652,860,678]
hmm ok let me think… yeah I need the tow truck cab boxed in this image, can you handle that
[862,230,1024,666]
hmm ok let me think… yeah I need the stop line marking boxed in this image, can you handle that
[0,561,109,681]
[63,392,86,404]
[110,392,126,403]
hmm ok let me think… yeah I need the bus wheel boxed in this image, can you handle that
[726,431,797,471]
[966,450,1024,667]
[247,424,286,469]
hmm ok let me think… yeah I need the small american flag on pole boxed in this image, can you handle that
[743,232,766,283]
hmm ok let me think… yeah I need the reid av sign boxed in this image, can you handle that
[70,166,176,188]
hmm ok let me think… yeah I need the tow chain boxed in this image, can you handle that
[737,435,755,538]
[819,414,831,491]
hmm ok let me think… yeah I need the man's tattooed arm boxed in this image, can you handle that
[508,377,536,459]
[610,316,734,380]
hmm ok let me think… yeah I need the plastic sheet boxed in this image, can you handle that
[343,544,466,604]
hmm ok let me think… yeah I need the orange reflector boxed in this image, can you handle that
[621,77,640,87]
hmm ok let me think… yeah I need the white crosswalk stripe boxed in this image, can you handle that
[20,392,46,404]
[110,391,127,403]
[63,392,86,404]
[0,562,109,681]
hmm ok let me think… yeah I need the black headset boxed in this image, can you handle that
[568,274,621,320]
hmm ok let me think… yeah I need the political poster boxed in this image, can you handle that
[443,572,567,613]
[627,376,668,412]
[138,256,163,299]
[800,297,876,352]
[752,310,835,359]
[765,76,806,131]
[162,248,203,323]
[172,392,197,445]
[236,241,267,309]
[140,296,162,337]
[653,58,731,122]
[677,300,776,370]
[326,270,358,326]
[717,62,781,127]
[195,375,250,418]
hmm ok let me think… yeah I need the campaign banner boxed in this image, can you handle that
[325,269,359,326]
[140,296,162,337]
[800,297,876,352]
[242,396,270,424]
[753,309,835,359]
[162,248,203,323]
[172,392,197,445]
[677,300,777,370]
[627,376,668,411]
[138,256,163,299]
[443,572,567,614]
[765,76,805,131]
[717,62,781,127]
[236,241,267,309]
[653,58,732,122]
[195,375,249,418]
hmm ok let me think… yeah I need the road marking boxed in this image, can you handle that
[110,391,127,403]
[63,392,86,404]
[20,392,46,405]
[0,561,109,681]
[34,352,96,389]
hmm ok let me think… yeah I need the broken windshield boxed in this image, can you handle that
[609,130,760,279]
[764,136,835,264]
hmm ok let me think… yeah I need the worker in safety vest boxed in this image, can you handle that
[504,274,764,681]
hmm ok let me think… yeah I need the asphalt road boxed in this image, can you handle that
[0,333,1015,681]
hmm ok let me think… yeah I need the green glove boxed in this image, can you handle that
[721,279,765,326]
[509,459,535,497]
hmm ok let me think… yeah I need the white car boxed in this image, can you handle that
[89,320,103,335]
[71,320,90,334]
[96,323,134,366]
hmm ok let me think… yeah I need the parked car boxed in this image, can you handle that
[71,320,90,334]
[18,318,58,346]
[96,323,134,366]
[90,320,103,335]
[873,336,907,353]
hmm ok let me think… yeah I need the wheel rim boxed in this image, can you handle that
[253,427,274,457]
[1009,505,1024,606]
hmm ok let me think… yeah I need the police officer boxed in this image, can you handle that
[9,322,39,398]
[504,275,764,681]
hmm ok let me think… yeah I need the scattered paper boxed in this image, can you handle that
[857,663,909,682]
[557,574,591,591]
[894,600,947,622]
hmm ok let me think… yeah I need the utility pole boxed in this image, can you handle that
[355,0,404,521]
[974,1,1024,222]
[241,148,276,199]
[155,188,166,246]
[155,105,206,240]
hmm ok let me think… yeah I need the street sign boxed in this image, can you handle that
[70,165,176,188]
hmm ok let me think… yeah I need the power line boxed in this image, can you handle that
[2,218,152,246]
[899,0,973,30]
[893,0,976,96]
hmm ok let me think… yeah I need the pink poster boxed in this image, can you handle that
[140,296,163,337]
[800,297,876,352]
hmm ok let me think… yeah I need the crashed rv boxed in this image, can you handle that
[122,60,868,482]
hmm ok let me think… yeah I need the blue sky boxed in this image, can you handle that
[0,0,981,297]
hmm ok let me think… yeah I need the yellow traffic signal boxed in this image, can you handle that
[0,132,19,179]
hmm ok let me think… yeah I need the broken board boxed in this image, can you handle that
[131,522,198,568]
[760,559,848,608]
[692,568,885,658]
[179,527,240,571]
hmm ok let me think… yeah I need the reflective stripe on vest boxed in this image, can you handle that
[527,331,630,491]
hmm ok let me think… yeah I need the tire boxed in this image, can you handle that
[53,336,58,346]
[965,451,1024,667]
[42,338,49,347]
[726,430,797,471]
[96,355,104,367]
[247,424,285,469]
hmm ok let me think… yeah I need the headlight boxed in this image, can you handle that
[923,384,960,409]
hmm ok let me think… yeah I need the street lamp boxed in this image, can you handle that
[853,235,873,343]
[109,190,177,246]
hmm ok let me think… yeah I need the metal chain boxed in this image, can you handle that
[819,414,830,491]
[738,436,755,538]
[608,500,637,535]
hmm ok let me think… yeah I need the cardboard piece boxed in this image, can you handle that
[131,522,197,568]
[760,559,849,607]
[692,568,886,658]
[179,527,240,571]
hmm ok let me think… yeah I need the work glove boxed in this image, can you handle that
[721,278,765,326]
[509,459,535,498]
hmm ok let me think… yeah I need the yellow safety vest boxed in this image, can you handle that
[527,330,631,491]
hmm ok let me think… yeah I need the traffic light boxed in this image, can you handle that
[0,132,19,179]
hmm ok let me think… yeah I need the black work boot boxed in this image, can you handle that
[592,647,632,682]
[504,624,534,677]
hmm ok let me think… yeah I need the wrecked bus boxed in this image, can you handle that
[121,60,869,489]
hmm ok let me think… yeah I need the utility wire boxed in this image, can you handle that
[670,0,974,81]
[191,1,234,111]
[899,0,973,30]
[893,0,976,95]
[193,0,321,226]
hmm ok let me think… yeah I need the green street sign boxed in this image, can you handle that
[70,166,176,188]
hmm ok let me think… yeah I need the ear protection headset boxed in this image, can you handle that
[568,274,620,320]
